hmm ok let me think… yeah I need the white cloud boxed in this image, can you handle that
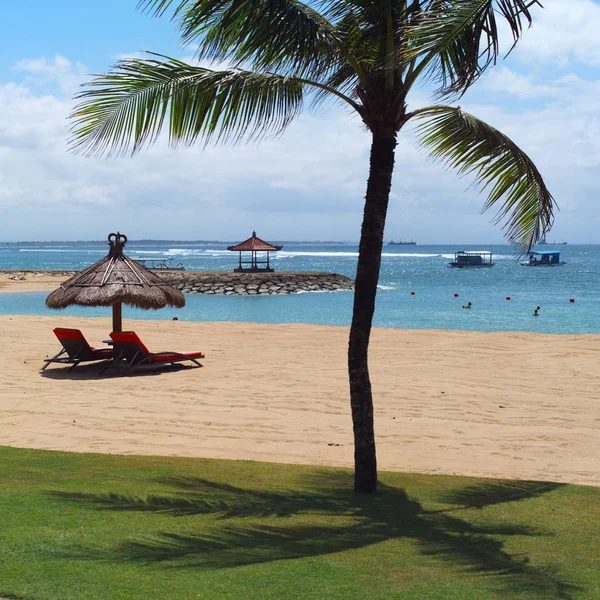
[510,0,600,67]
[0,57,372,240]
[12,55,87,96]
[484,66,563,98]
[113,52,146,62]
[2,46,600,243]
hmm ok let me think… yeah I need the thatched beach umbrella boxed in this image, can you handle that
[46,232,185,332]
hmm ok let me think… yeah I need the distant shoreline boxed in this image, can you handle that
[2,239,353,246]
[0,241,589,246]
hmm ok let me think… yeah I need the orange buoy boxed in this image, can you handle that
[411,291,415,295]
[570,298,575,303]
[506,296,511,300]
[454,293,459,297]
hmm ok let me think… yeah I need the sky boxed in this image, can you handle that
[1,0,600,243]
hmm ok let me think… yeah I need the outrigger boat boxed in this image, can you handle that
[449,250,494,268]
[130,257,185,270]
[521,250,563,266]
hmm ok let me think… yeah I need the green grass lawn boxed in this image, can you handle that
[0,446,598,600]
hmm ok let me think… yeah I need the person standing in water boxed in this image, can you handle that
[462,302,472,309]
[533,306,540,316]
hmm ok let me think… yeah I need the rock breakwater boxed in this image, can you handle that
[1,270,354,296]
[162,271,353,295]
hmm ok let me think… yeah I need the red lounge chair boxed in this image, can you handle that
[107,331,204,372]
[42,328,114,371]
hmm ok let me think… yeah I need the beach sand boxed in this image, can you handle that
[1,313,599,486]
[0,271,70,293]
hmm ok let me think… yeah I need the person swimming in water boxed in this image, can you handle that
[462,301,472,309]
[533,306,540,316]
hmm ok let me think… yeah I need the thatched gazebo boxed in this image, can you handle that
[227,231,283,272]
[46,232,185,332]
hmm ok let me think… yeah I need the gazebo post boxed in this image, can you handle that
[112,302,122,333]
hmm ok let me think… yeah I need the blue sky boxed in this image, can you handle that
[1,1,600,242]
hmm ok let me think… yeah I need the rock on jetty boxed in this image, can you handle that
[161,271,354,295]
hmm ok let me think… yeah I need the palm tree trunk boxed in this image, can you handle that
[349,129,397,494]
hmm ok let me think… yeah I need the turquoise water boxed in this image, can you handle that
[0,241,597,334]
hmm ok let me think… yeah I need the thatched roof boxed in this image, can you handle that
[46,233,185,310]
[227,231,282,252]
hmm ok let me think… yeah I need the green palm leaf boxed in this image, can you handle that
[406,0,540,96]
[70,55,305,156]
[139,0,344,78]
[412,106,555,251]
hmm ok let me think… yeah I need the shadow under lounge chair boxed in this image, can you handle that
[105,331,204,373]
[41,328,114,371]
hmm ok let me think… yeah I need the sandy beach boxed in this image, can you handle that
[0,271,72,293]
[1,312,599,487]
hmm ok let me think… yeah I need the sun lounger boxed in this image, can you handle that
[106,331,204,373]
[41,328,114,371]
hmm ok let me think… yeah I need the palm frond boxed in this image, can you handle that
[143,0,345,79]
[137,0,189,18]
[406,0,541,96]
[312,62,361,109]
[412,106,555,252]
[69,55,305,157]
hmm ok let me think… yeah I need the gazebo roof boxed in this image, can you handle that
[46,232,185,310]
[227,231,283,252]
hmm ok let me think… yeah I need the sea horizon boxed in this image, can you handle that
[0,239,590,246]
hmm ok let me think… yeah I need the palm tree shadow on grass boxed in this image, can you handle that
[50,474,580,599]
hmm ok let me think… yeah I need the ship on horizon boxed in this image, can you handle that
[388,239,416,245]
[537,235,567,245]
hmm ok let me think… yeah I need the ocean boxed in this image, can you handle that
[0,241,597,334]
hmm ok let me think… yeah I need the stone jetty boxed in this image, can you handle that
[162,271,354,295]
[3,270,354,296]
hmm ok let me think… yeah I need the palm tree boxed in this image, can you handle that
[71,0,554,493]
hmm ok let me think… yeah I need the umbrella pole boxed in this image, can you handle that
[112,302,122,333]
